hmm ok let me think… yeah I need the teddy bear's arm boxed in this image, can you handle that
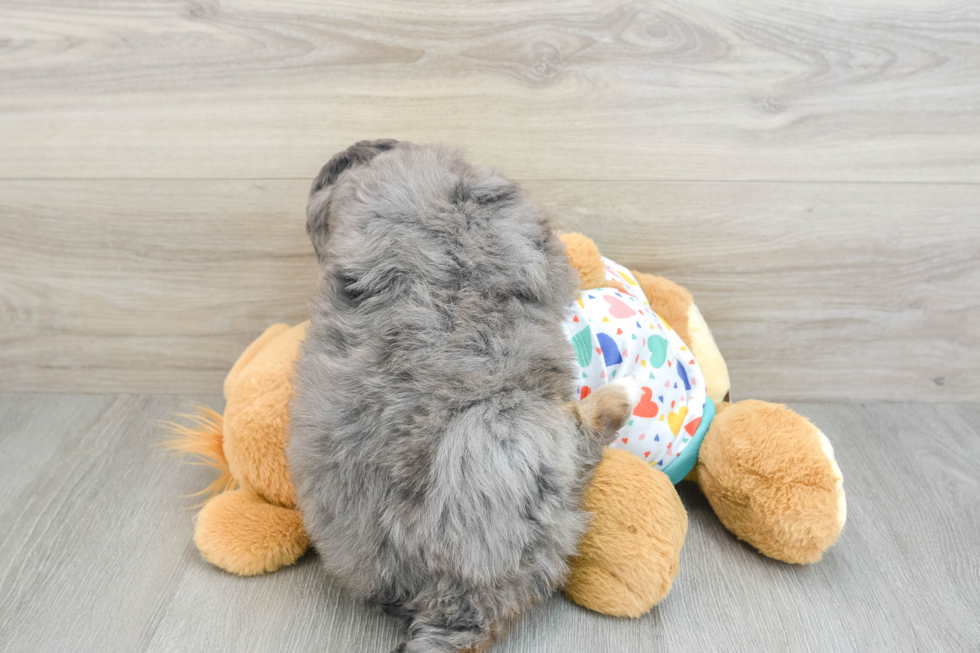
[630,271,731,405]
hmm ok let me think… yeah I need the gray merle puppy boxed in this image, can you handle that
[288,140,638,653]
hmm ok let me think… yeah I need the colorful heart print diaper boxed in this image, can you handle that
[562,257,714,483]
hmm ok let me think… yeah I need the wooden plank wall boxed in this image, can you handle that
[1,0,978,400]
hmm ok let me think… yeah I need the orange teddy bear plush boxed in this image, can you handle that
[170,233,845,617]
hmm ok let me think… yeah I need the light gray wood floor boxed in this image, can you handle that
[1,394,978,652]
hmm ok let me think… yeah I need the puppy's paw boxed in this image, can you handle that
[606,377,643,411]
[577,380,637,444]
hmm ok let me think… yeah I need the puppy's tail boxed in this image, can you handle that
[162,406,237,503]
[392,615,495,653]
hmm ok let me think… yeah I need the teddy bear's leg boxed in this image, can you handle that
[565,449,688,617]
[194,488,309,575]
[692,400,846,564]
[631,270,731,405]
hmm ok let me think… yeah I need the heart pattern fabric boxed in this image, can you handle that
[562,257,708,473]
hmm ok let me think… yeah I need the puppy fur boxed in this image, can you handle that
[289,141,631,652]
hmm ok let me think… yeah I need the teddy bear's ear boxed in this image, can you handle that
[559,233,607,290]
[223,323,292,399]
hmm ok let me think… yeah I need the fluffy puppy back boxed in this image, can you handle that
[290,142,619,652]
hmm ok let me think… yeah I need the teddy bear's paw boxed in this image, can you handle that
[696,400,845,564]
[194,489,309,575]
[815,427,847,532]
[565,449,688,617]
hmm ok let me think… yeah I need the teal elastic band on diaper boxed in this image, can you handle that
[661,397,715,485]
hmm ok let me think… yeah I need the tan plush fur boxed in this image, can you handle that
[559,233,609,291]
[631,270,693,347]
[164,407,235,500]
[559,232,844,610]
[565,449,687,617]
[684,303,731,404]
[195,488,309,576]
[168,233,844,617]
[694,400,844,564]
[224,323,290,399]
[222,322,308,509]
[168,322,310,576]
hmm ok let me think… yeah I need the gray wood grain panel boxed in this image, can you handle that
[1,395,978,652]
[1,1,978,181]
[2,180,977,400]
[0,180,318,395]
